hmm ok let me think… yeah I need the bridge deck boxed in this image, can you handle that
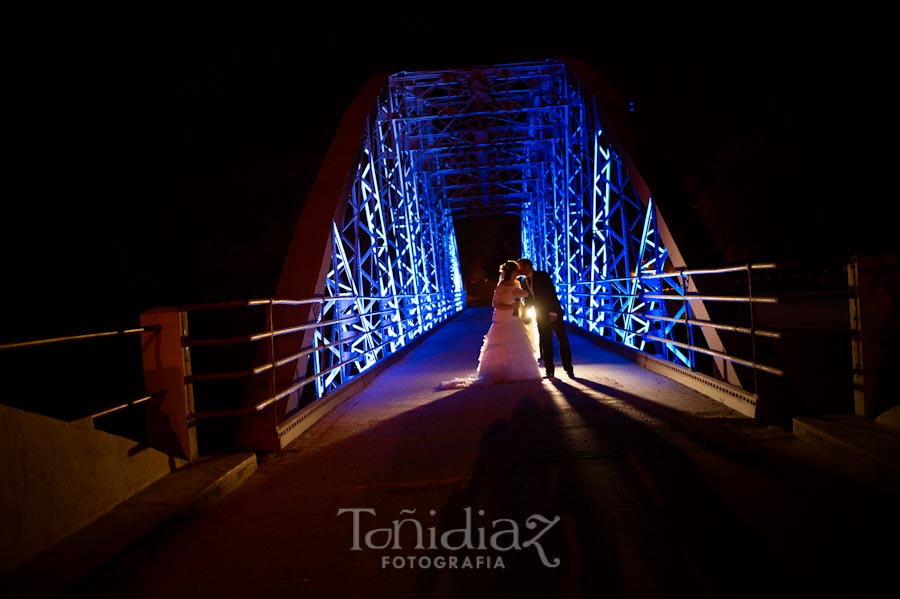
[14,307,900,597]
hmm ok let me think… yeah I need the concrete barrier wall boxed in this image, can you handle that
[0,404,186,573]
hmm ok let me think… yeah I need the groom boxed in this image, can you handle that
[516,258,574,379]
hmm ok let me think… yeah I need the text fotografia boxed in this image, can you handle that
[336,507,561,569]
[381,555,503,570]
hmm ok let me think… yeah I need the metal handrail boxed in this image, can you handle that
[642,293,778,304]
[88,391,165,420]
[0,264,816,451]
[183,291,461,419]
[639,263,777,278]
[641,334,785,376]
[562,261,788,394]
[0,290,462,440]
[644,314,782,339]
[0,326,159,351]
[183,314,358,348]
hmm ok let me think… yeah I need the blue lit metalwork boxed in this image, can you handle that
[313,87,466,397]
[311,59,704,398]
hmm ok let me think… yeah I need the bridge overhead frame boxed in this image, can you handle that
[268,58,742,450]
[386,60,690,358]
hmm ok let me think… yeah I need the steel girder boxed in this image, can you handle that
[311,59,695,400]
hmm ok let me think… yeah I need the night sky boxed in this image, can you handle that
[3,9,888,339]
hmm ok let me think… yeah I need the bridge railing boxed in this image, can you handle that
[565,263,783,386]
[0,325,164,422]
[638,263,785,388]
[561,260,859,418]
[146,290,465,456]
[5,256,891,454]
[0,290,464,458]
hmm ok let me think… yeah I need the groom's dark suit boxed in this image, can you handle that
[522,269,573,378]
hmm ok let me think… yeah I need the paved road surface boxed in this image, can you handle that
[67,307,899,598]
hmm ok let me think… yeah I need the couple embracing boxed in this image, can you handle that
[476,258,574,384]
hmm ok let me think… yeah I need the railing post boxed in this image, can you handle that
[139,307,197,460]
[681,270,696,370]
[848,254,900,419]
[746,265,759,396]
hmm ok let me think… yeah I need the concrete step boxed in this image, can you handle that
[5,452,257,598]
[793,414,900,491]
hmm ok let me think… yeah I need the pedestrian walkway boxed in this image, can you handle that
[8,307,900,598]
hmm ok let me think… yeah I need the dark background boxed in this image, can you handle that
[3,8,889,340]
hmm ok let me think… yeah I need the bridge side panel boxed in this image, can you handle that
[563,58,738,386]
[238,75,390,452]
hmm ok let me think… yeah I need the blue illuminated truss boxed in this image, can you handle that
[310,59,695,398]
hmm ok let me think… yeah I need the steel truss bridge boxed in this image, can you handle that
[239,58,759,452]
[307,59,704,389]
[2,59,889,581]
[6,58,818,458]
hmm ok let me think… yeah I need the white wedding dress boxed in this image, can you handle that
[476,282,541,384]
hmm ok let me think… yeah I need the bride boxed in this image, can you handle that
[476,260,541,384]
